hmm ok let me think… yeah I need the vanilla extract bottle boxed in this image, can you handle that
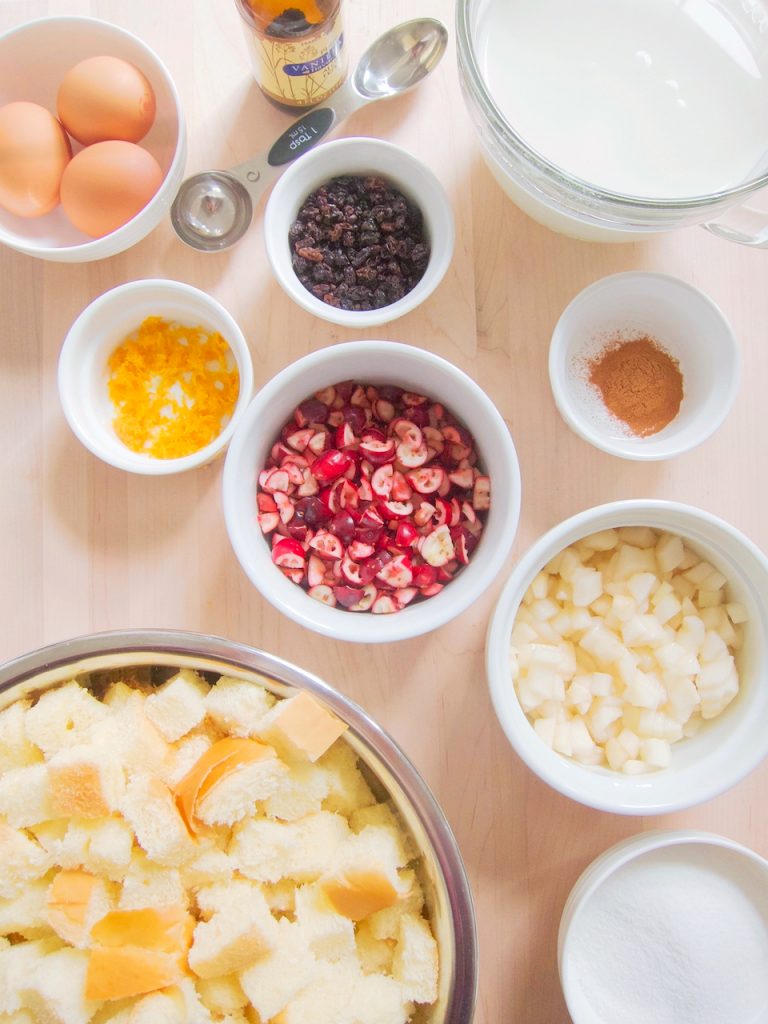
[235,0,347,108]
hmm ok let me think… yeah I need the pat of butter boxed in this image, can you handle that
[256,692,348,763]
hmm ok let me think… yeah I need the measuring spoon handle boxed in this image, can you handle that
[228,82,366,204]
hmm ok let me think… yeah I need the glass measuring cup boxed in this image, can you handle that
[457,0,768,244]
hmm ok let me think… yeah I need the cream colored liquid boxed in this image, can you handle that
[475,0,768,198]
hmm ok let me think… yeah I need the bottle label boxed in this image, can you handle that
[243,10,346,107]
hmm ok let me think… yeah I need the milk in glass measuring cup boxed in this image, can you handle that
[458,0,768,244]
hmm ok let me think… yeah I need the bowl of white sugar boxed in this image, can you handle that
[558,830,768,1024]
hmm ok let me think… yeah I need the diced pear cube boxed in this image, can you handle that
[656,533,685,574]
[571,609,593,632]
[700,630,729,664]
[531,573,549,600]
[625,671,666,710]
[511,621,538,646]
[617,728,641,759]
[587,700,623,743]
[580,624,622,662]
[571,568,603,608]
[566,679,593,715]
[697,589,723,609]
[700,607,729,632]
[654,593,681,626]
[583,529,619,551]
[618,527,658,548]
[569,718,597,760]
[590,596,612,618]
[533,718,557,748]
[683,715,703,737]
[678,546,700,571]
[552,612,573,636]
[705,570,728,592]
[614,546,657,581]
[544,552,562,575]
[683,560,716,585]
[616,649,639,688]
[635,710,683,742]
[552,721,574,757]
[665,678,700,724]
[627,572,657,605]
[640,738,671,768]
[671,574,696,600]
[605,737,630,770]
[678,615,706,653]
[531,598,559,622]
[557,548,583,583]
[611,594,636,623]
[589,673,614,697]
[726,602,749,625]
[622,758,650,775]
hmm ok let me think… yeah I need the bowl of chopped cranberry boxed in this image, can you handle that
[222,341,521,642]
[263,137,455,328]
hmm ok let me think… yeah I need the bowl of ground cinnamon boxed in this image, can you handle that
[548,272,740,460]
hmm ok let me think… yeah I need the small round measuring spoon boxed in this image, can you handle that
[170,18,448,252]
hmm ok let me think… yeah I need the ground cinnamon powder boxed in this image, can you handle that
[588,336,684,437]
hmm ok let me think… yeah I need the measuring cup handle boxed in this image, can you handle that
[703,199,768,247]
[231,83,363,203]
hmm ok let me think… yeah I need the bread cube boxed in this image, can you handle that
[0,700,43,772]
[317,743,375,817]
[119,773,196,867]
[195,748,288,829]
[274,959,411,1024]
[392,913,438,1004]
[24,683,111,759]
[0,876,50,938]
[194,974,248,1014]
[204,677,276,738]
[0,763,53,828]
[230,812,350,885]
[238,918,320,1021]
[158,732,212,789]
[118,852,187,912]
[179,844,235,891]
[263,761,330,822]
[0,822,51,899]
[189,880,278,979]
[99,687,172,778]
[0,938,62,1015]
[367,871,425,941]
[144,671,209,743]
[22,946,101,1024]
[46,870,113,948]
[48,744,125,819]
[254,692,348,764]
[355,920,395,975]
[293,883,355,962]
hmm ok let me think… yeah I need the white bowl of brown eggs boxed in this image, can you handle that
[486,500,768,814]
[0,16,186,261]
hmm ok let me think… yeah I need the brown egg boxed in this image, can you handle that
[57,55,156,146]
[60,141,163,238]
[0,101,72,217]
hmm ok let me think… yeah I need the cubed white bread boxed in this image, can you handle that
[32,818,134,882]
[0,701,43,772]
[263,761,330,822]
[204,677,276,738]
[90,1005,132,1024]
[274,958,411,1024]
[189,880,278,979]
[48,744,125,819]
[355,920,395,975]
[368,871,425,941]
[168,978,214,1024]
[319,826,409,922]
[0,876,51,938]
[293,883,355,962]
[349,804,417,862]
[391,913,439,1005]
[0,821,52,899]
[119,773,196,867]
[24,683,111,759]
[98,687,172,778]
[0,938,62,1015]
[124,987,188,1024]
[46,870,113,948]
[261,879,296,915]
[21,946,101,1024]
[144,671,209,743]
[0,763,53,828]
[317,743,376,816]
[195,753,288,829]
[254,692,347,764]
[230,812,350,884]
[118,852,187,911]
[238,918,320,1021]
[158,732,212,789]
[194,975,248,1014]
[179,844,235,891]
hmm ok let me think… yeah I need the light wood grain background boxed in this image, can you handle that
[1,1,767,1021]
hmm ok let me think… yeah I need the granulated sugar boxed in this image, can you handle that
[566,845,768,1024]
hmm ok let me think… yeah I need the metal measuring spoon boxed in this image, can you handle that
[170,18,448,252]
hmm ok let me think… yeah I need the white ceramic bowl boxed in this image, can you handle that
[58,279,254,475]
[549,273,740,460]
[0,16,186,262]
[263,137,455,328]
[223,341,521,643]
[486,500,768,814]
[558,830,768,1024]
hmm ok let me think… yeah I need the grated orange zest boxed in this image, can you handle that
[107,316,240,460]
